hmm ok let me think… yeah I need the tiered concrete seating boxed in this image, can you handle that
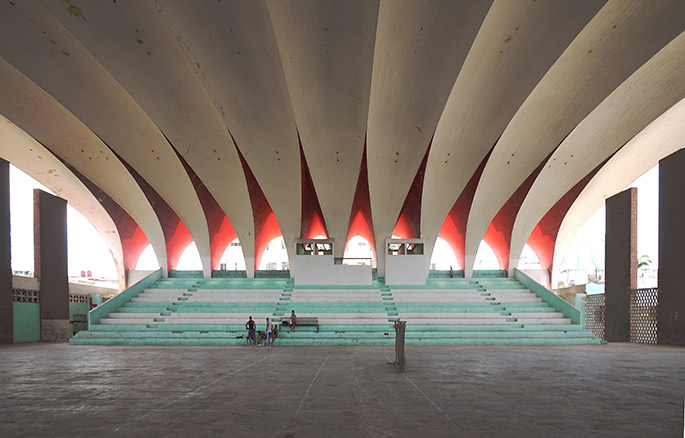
[71,275,601,346]
[390,285,569,325]
[382,277,593,344]
[282,287,391,326]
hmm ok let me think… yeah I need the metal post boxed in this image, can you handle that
[393,320,406,371]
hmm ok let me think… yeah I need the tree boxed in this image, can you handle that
[638,255,652,269]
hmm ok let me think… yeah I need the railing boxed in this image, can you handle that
[630,288,658,344]
[514,269,580,324]
[584,293,606,340]
[88,269,162,328]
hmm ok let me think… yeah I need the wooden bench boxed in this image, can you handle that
[281,316,319,332]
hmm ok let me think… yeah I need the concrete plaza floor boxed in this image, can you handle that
[0,343,683,438]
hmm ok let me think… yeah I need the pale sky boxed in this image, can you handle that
[8,163,659,279]
[9,165,117,278]
[558,165,659,271]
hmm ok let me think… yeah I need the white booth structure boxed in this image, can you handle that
[291,239,372,285]
[384,239,427,285]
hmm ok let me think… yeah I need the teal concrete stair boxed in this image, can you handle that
[71,276,601,346]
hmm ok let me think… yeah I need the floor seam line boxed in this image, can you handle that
[294,353,330,419]
[112,354,272,432]
[385,352,464,431]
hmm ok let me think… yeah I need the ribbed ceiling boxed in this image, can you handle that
[0,0,682,278]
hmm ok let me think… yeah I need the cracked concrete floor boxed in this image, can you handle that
[0,343,683,437]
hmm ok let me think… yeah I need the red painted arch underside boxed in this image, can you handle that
[172,144,238,270]
[392,139,432,239]
[234,138,283,271]
[299,135,328,239]
[437,149,492,270]
[345,141,376,261]
[526,160,607,271]
[64,163,150,271]
[483,159,548,271]
[119,158,193,272]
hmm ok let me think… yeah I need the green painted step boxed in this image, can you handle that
[74,331,396,339]
[78,274,601,347]
[71,336,601,346]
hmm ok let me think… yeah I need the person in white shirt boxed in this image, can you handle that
[266,317,273,348]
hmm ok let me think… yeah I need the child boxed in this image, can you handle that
[290,310,297,332]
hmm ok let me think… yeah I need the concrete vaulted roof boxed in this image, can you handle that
[0,114,126,288]
[0,0,683,278]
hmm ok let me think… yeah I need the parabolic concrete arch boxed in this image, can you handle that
[0,115,126,289]
[553,97,685,280]
[0,57,168,275]
[157,1,302,271]
[367,0,492,276]
[509,32,685,273]
[464,0,685,275]
[0,0,682,286]
[267,0,378,259]
[421,0,605,273]
[40,0,255,277]
[0,1,211,276]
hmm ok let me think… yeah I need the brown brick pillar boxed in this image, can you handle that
[34,189,69,342]
[604,188,637,342]
[657,149,685,345]
[0,159,12,344]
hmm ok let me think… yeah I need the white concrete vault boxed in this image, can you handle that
[38,0,256,277]
[367,0,492,275]
[0,57,168,276]
[0,115,126,289]
[464,0,685,274]
[1,0,683,282]
[156,0,303,270]
[267,0,379,259]
[0,0,210,275]
[510,32,685,272]
[553,97,685,280]
[421,0,607,271]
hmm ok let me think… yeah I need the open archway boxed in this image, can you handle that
[343,235,375,266]
[554,207,605,290]
[218,238,247,271]
[135,245,160,271]
[473,240,499,270]
[176,242,203,271]
[66,205,118,283]
[517,244,541,269]
[9,164,119,284]
[430,237,459,270]
[258,236,289,270]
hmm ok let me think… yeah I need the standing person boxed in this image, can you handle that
[246,316,256,346]
[266,317,273,348]
[290,310,297,332]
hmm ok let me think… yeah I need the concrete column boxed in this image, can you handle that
[657,149,685,346]
[34,189,69,342]
[0,159,12,344]
[604,188,637,342]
